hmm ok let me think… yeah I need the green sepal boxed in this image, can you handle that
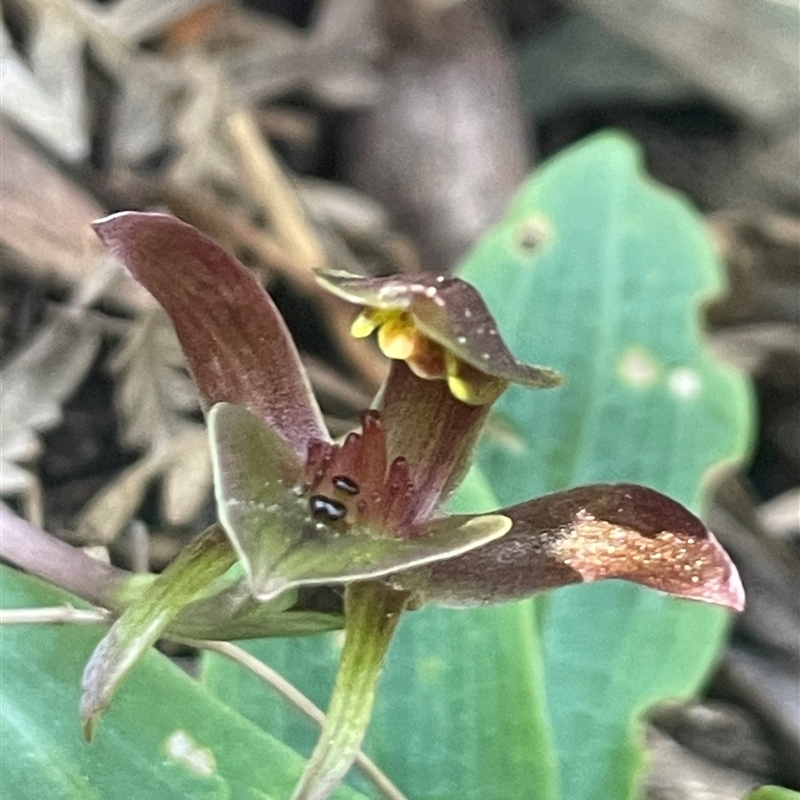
[169,576,344,640]
[210,402,510,601]
[81,524,236,739]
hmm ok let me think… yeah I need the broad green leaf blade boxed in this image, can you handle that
[460,131,751,504]
[0,565,367,800]
[458,131,753,800]
[202,608,558,800]
[202,468,559,800]
[533,584,731,797]
[365,600,557,800]
[745,788,800,800]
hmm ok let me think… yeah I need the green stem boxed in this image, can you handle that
[291,582,406,800]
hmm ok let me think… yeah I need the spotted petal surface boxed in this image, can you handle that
[393,484,743,611]
[317,269,561,388]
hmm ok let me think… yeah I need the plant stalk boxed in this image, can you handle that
[291,581,406,800]
[0,503,131,610]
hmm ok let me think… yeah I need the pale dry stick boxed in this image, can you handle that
[0,606,111,625]
[20,474,45,531]
[227,110,327,281]
[181,638,410,800]
[109,171,306,282]
[302,355,373,412]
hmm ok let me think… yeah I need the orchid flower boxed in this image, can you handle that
[90,212,743,800]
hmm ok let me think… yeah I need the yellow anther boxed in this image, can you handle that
[446,373,475,404]
[350,306,507,405]
[377,314,418,360]
[350,312,377,338]
[350,308,390,338]
[445,351,506,406]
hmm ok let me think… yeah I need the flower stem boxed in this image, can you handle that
[179,638,410,800]
[0,503,131,610]
[291,581,406,800]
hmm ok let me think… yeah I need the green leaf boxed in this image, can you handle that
[202,599,558,800]
[744,788,800,800]
[202,467,559,800]
[458,131,753,799]
[0,564,367,800]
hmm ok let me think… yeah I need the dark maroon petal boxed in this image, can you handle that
[392,484,744,612]
[93,212,328,457]
[317,270,562,388]
[378,361,490,522]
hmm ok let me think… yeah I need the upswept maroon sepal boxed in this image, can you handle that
[93,212,328,458]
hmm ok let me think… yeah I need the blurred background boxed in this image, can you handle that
[1,0,798,796]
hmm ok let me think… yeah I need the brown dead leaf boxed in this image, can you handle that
[74,425,211,544]
[0,12,88,161]
[0,124,102,283]
[160,426,214,526]
[110,310,199,451]
[220,0,380,109]
[0,310,101,498]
